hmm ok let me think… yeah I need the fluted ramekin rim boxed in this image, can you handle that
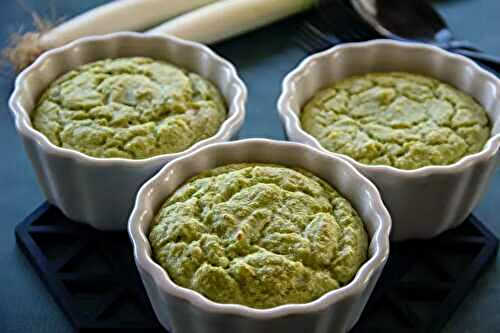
[277,39,500,178]
[9,32,247,168]
[128,138,391,319]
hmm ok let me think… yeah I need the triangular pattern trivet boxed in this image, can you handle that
[16,203,162,332]
[16,203,498,333]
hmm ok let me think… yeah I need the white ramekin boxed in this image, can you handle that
[9,32,247,230]
[128,139,391,333]
[278,40,500,241]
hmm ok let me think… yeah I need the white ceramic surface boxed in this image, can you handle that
[278,40,500,241]
[128,139,391,333]
[9,32,247,230]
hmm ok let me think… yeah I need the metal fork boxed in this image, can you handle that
[295,0,378,54]
[297,0,499,75]
[295,21,338,54]
[316,0,379,42]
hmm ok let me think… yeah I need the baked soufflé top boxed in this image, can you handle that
[149,163,368,309]
[301,72,491,170]
[31,57,226,159]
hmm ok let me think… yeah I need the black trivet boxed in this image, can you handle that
[16,203,498,333]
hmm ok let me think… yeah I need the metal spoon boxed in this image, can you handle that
[351,0,500,72]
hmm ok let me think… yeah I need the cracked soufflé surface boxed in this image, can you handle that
[31,57,226,159]
[149,163,368,309]
[301,72,491,170]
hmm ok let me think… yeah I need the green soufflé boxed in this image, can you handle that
[149,163,368,309]
[31,57,226,159]
[301,72,491,169]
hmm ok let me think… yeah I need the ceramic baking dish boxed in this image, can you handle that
[128,139,391,333]
[9,32,247,230]
[278,40,500,240]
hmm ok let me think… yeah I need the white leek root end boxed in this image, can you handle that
[3,14,53,72]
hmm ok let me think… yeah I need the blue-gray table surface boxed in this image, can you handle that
[0,0,498,332]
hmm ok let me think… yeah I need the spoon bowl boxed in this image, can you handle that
[351,0,500,71]
[352,0,453,44]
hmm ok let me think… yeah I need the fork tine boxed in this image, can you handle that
[316,0,379,42]
[294,34,318,54]
[340,0,379,38]
[341,0,379,37]
[296,0,381,54]
[295,24,319,53]
[316,0,356,40]
[295,22,334,53]
[294,39,315,54]
[303,22,334,49]
[295,25,325,53]
[304,22,341,48]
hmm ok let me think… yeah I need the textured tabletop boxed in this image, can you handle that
[0,0,498,332]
